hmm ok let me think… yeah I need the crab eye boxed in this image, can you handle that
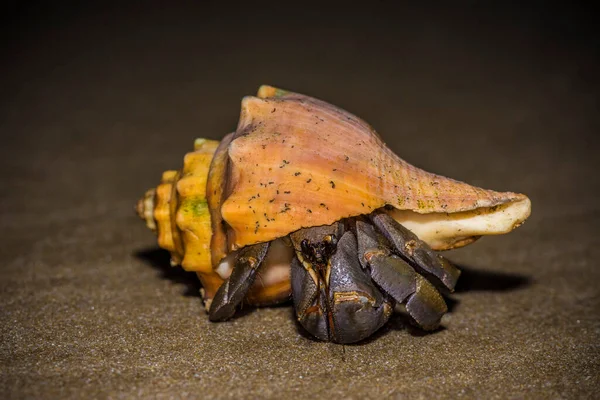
[300,239,311,256]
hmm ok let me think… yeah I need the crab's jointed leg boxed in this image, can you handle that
[290,213,458,343]
[370,211,461,291]
[290,230,394,344]
[327,231,394,343]
[289,223,343,341]
[210,211,459,342]
[208,242,270,321]
[356,220,447,330]
[290,257,330,341]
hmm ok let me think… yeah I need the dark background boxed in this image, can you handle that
[1,1,599,398]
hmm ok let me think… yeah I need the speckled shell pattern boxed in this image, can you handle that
[137,85,531,305]
[220,87,528,250]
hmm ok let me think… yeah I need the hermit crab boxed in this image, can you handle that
[136,85,531,344]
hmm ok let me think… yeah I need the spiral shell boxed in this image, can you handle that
[137,85,531,304]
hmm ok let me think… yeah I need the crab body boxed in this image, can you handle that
[136,85,531,343]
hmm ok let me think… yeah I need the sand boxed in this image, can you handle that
[1,3,598,398]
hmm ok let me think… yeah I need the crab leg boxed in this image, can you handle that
[356,221,447,330]
[327,231,393,343]
[290,224,341,342]
[370,211,461,291]
[290,257,330,341]
[290,225,392,344]
[208,242,270,321]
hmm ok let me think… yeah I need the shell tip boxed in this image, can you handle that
[257,85,289,98]
[136,188,157,231]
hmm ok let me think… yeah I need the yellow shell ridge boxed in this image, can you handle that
[175,139,220,274]
[154,170,182,265]
[145,139,223,299]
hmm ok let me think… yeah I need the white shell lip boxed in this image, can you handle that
[387,195,531,250]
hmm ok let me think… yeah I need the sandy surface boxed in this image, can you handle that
[1,3,599,399]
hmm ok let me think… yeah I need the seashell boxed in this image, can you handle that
[136,85,531,310]
[222,86,531,252]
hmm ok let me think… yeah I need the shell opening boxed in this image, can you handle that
[387,195,531,250]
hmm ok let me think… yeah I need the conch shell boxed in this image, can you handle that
[222,86,531,250]
[137,85,531,304]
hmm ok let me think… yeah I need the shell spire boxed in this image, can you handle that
[137,139,225,299]
[220,85,531,250]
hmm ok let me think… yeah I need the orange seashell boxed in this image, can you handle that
[221,86,530,251]
[136,85,531,307]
